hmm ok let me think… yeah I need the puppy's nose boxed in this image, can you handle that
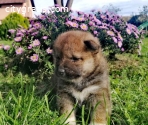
[58,68,65,76]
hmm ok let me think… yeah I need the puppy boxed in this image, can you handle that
[53,30,111,125]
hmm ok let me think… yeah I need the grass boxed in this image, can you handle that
[0,38,148,125]
[0,40,12,45]
[141,37,148,56]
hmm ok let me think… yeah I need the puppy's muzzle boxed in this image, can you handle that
[58,68,65,76]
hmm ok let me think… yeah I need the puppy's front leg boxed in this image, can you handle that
[89,89,111,125]
[57,92,76,125]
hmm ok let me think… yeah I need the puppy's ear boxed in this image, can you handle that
[84,40,100,51]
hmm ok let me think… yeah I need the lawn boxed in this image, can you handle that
[0,38,148,125]
[0,40,12,46]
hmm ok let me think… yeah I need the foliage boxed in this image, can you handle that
[0,12,29,39]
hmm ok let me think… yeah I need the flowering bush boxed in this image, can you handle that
[0,12,29,40]
[1,8,143,76]
[1,11,70,76]
[95,11,143,54]
[65,10,143,55]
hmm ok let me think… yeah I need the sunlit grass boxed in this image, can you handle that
[0,37,148,125]
[141,37,148,55]
[0,40,12,45]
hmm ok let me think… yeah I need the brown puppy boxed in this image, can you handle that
[53,30,111,125]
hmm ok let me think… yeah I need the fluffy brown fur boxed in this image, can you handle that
[53,30,111,125]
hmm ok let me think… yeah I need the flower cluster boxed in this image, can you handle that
[64,10,142,54]
[6,20,53,63]
[3,7,143,74]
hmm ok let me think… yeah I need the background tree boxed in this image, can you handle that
[103,4,121,14]
[128,5,148,27]
[139,5,148,17]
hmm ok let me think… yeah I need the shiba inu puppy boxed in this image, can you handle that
[53,30,111,125]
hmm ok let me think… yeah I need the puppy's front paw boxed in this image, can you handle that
[65,117,76,125]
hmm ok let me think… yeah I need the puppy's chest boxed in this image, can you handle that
[71,85,100,104]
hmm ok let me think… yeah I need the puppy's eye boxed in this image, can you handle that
[70,57,82,62]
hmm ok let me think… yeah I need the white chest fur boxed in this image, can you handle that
[71,85,100,104]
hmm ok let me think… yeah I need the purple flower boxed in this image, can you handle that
[65,21,73,26]
[14,37,22,42]
[89,16,94,21]
[105,11,110,16]
[134,32,139,39]
[89,21,94,26]
[117,33,123,41]
[16,32,24,37]
[33,23,42,29]
[31,31,39,36]
[84,14,89,18]
[32,39,40,47]
[20,29,26,33]
[76,17,85,22]
[30,54,39,62]
[16,47,24,55]
[112,37,117,43]
[71,22,78,28]
[8,29,16,34]
[28,28,36,33]
[89,14,93,17]
[28,44,32,49]
[109,26,117,32]
[107,30,115,37]
[92,15,97,20]
[93,31,98,35]
[121,48,124,51]
[71,16,76,20]
[115,20,121,23]
[77,11,84,15]
[126,28,131,35]
[118,41,122,48]
[100,15,106,19]
[80,24,88,31]
[42,36,48,40]
[3,45,10,50]
[111,20,115,25]
[102,23,108,26]
[46,47,52,54]
[39,15,46,20]
[99,26,108,30]
[94,19,102,25]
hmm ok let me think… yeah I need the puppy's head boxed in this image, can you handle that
[53,30,102,83]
